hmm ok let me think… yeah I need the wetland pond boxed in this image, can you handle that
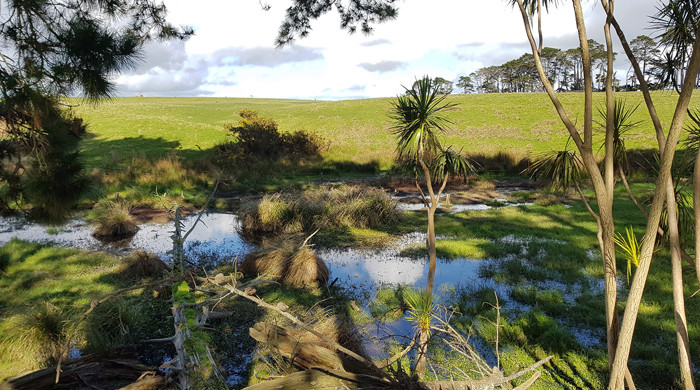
[0,197,606,385]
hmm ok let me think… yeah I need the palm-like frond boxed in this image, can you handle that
[507,0,561,16]
[597,98,642,171]
[650,0,699,90]
[651,0,699,53]
[614,226,642,283]
[431,146,476,181]
[526,146,584,192]
[392,76,456,163]
[404,288,436,335]
[646,152,695,244]
[682,108,700,150]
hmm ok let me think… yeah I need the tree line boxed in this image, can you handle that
[439,35,700,94]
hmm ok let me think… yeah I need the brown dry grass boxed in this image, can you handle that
[239,185,401,238]
[117,250,169,280]
[240,244,329,288]
[90,199,139,239]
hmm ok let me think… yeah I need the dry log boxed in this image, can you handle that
[1,346,167,390]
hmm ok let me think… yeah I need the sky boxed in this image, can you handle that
[114,0,661,100]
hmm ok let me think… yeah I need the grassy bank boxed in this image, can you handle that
[0,240,172,379]
[73,92,699,170]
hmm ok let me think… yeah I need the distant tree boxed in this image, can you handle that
[0,0,191,217]
[629,35,659,84]
[468,72,484,93]
[456,75,474,93]
[411,77,454,95]
[432,77,454,94]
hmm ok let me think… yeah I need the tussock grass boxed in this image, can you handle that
[16,302,68,366]
[116,250,169,280]
[83,298,148,352]
[0,240,171,380]
[88,153,213,208]
[241,242,329,288]
[239,184,401,238]
[89,198,139,239]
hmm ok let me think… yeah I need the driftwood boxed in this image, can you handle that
[1,346,168,390]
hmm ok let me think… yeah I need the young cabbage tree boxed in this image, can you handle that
[512,0,700,387]
[392,76,474,296]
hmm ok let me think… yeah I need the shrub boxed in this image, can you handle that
[231,109,284,158]
[468,151,531,174]
[218,109,328,164]
[21,110,89,221]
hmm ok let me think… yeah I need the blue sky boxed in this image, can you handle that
[114,0,659,99]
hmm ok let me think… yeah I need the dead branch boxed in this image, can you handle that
[375,334,416,369]
[205,275,394,383]
[512,371,541,390]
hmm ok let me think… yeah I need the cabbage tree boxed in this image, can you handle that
[392,76,474,296]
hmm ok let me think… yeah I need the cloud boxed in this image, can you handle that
[212,45,323,67]
[457,42,485,48]
[133,41,188,73]
[361,39,390,46]
[346,84,365,91]
[358,60,405,73]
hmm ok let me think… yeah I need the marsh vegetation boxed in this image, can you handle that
[1,76,699,390]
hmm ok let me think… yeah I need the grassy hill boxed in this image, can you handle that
[74,91,700,171]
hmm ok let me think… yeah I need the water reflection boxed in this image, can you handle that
[0,212,252,261]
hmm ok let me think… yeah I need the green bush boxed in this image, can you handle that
[21,109,89,221]
[216,109,328,164]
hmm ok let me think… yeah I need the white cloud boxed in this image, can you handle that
[115,0,660,99]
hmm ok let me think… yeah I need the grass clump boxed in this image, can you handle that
[16,302,69,366]
[116,250,169,280]
[239,184,401,238]
[0,240,171,379]
[240,241,329,288]
[89,198,139,239]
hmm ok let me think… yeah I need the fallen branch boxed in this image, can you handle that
[376,334,416,369]
[512,371,541,390]
[206,275,394,383]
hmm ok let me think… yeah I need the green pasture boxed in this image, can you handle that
[73,92,700,171]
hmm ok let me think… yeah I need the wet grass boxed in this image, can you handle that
[353,182,699,388]
[0,240,171,380]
